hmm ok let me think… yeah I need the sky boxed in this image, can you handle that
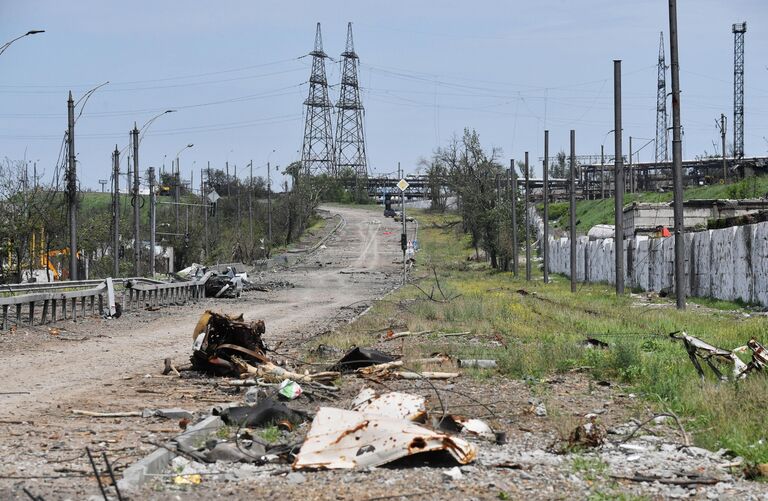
[0,0,767,191]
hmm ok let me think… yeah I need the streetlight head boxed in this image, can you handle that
[187,143,194,148]
[26,30,45,35]
[165,109,176,114]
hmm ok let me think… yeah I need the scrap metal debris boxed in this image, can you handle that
[351,387,426,422]
[191,311,268,376]
[670,331,767,380]
[292,407,477,470]
[214,398,307,428]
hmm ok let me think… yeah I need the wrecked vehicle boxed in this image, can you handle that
[670,331,767,380]
[191,310,268,376]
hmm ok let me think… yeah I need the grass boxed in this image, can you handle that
[541,175,768,233]
[259,425,282,444]
[313,207,768,465]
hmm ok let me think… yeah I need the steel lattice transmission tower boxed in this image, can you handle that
[732,21,746,159]
[334,22,368,178]
[301,23,335,175]
[655,31,668,167]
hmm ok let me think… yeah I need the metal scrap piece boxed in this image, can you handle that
[350,387,427,422]
[293,407,476,470]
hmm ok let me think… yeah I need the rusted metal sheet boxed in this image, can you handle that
[350,388,426,422]
[293,407,476,470]
[671,331,766,380]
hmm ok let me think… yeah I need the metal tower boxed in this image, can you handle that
[655,32,668,166]
[334,22,368,178]
[301,23,335,175]
[732,22,746,159]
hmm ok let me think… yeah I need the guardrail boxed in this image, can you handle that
[0,274,211,330]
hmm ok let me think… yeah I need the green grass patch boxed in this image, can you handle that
[540,175,768,233]
[313,207,768,465]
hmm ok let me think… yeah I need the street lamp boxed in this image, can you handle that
[174,144,194,234]
[139,109,176,143]
[0,30,44,57]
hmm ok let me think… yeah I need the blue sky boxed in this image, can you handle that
[0,0,766,190]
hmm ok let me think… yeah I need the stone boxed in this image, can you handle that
[443,466,463,481]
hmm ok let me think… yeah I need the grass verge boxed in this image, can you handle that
[314,208,768,465]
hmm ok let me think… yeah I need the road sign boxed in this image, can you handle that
[397,178,409,192]
[207,191,220,203]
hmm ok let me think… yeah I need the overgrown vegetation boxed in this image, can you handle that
[0,158,371,281]
[316,209,768,465]
[542,175,768,233]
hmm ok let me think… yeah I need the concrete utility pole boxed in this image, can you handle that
[132,124,140,276]
[112,146,120,278]
[510,158,518,277]
[175,159,180,234]
[148,167,156,276]
[614,60,625,295]
[719,114,727,179]
[267,162,273,255]
[67,92,78,280]
[495,173,501,268]
[248,161,254,256]
[524,152,531,281]
[570,130,577,293]
[204,162,210,258]
[669,0,686,309]
[629,136,634,193]
[543,130,550,284]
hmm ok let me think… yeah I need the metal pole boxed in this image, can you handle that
[204,162,209,259]
[175,158,180,234]
[112,146,120,277]
[570,130,577,293]
[495,173,501,269]
[510,158,518,277]
[67,91,78,280]
[669,0,686,309]
[132,124,140,276]
[267,161,272,254]
[226,161,230,197]
[402,179,407,285]
[614,60,625,295]
[721,114,727,179]
[524,152,531,281]
[543,130,550,284]
[148,167,156,276]
[248,160,254,258]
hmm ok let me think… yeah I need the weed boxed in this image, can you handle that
[259,425,282,444]
[571,455,608,481]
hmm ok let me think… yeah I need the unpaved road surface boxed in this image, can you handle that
[1,205,765,500]
[0,205,400,499]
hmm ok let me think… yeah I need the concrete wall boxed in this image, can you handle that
[532,208,768,306]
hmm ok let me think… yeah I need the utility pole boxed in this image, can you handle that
[175,159,180,234]
[614,60,625,295]
[148,167,156,276]
[718,114,727,179]
[112,146,120,277]
[401,175,407,286]
[629,136,634,193]
[132,124,140,276]
[570,130,577,293]
[524,152,531,281]
[669,0,686,309]
[495,173,501,268]
[204,161,210,259]
[267,161,272,255]
[248,160,254,258]
[510,158,518,277]
[543,130,550,284]
[66,91,78,280]
[226,161,230,197]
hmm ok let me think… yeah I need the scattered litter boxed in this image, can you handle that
[214,398,306,428]
[329,347,398,373]
[442,466,463,481]
[582,338,609,349]
[173,474,202,485]
[293,407,476,470]
[525,399,547,417]
[436,415,495,440]
[278,379,303,400]
[457,359,497,369]
[567,415,606,448]
[141,408,194,420]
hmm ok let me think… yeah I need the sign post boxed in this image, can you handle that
[397,178,410,285]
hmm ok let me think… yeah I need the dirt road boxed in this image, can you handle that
[0,205,402,498]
